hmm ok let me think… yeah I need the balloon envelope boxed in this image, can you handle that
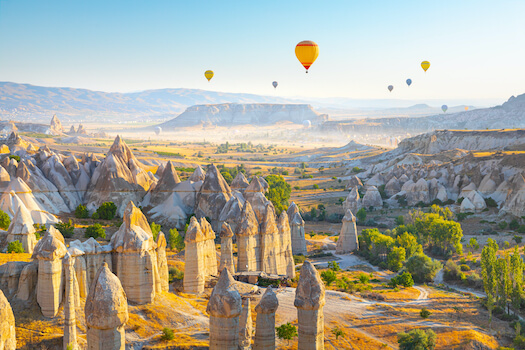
[204,70,214,81]
[388,85,394,92]
[465,106,469,111]
[272,81,278,88]
[406,79,412,86]
[441,105,448,113]
[295,41,319,73]
[302,120,311,128]
[421,61,430,72]
[154,126,162,135]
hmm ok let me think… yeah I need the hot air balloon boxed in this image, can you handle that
[154,126,162,135]
[406,79,412,86]
[442,105,448,113]
[388,85,394,92]
[302,120,312,128]
[465,106,469,111]
[295,41,319,73]
[421,61,430,72]
[204,70,214,81]
[272,81,278,89]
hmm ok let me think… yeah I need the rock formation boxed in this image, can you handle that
[238,298,252,350]
[5,205,37,254]
[289,210,307,256]
[195,164,232,231]
[207,268,242,350]
[32,226,67,318]
[110,201,162,304]
[63,253,78,350]
[50,114,63,134]
[218,192,245,234]
[0,290,15,350]
[336,209,358,254]
[277,211,296,279]
[260,204,281,275]
[295,261,326,350]
[199,218,219,277]
[219,223,235,274]
[236,202,260,272]
[230,172,250,192]
[244,177,270,223]
[254,287,279,350]
[85,263,128,350]
[345,175,363,190]
[156,232,169,292]
[362,185,383,209]
[343,186,361,216]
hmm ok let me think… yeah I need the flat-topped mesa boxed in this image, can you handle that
[6,205,37,254]
[183,217,207,293]
[207,268,242,350]
[85,135,156,217]
[294,261,326,350]
[219,223,235,274]
[63,253,78,350]
[195,164,232,231]
[238,298,252,350]
[244,177,270,223]
[278,211,296,279]
[85,263,128,350]
[189,165,206,182]
[230,172,250,192]
[336,209,359,254]
[236,201,260,272]
[110,201,161,304]
[32,226,67,318]
[260,203,280,275]
[254,287,279,350]
[0,290,16,350]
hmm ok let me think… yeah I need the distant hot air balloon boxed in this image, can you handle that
[204,70,214,81]
[302,120,312,128]
[272,81,278,89]
[442,105,448,113]
[295,41,319,73]
[388,85,394,92]
[406,79,412,86]
[154,126,162,135]
[421,61,430,72]
[465,106,469,111]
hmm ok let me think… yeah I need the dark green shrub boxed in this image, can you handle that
[276,322,298,345]
[293,254,306,264]
[459,264,470,271]
[96,202,118,220]
[91,212,99,220]
[74,204,89,218]
[161,328,174,341]
[0,210,10,230]
[7,240,24,253]
[320,270,337,286]
[168,267,184,283]
[499,221,508,229]
[420,307,432,319]
[356,208,367,222]
[168,228,184,251]
[9,155,20,162]
[510,219,520,230]
[55,220,75,238]
[85,223,106,239]
[485,197,498,208]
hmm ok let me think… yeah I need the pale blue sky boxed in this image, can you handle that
[0,0,523,101]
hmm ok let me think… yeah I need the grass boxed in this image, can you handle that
[0,252,32,264]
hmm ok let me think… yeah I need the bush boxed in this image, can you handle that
[499,221,508,229]
[459,264,470,271]
[313,184,319,189]
[168,228,185,251]
[398,329,436,350]
[395,215,405,226]
[390,272,414,288]
[519,226,525,234]
[150,222,161,241]
[321,270,337,286]
[91,212,99,220]
[485,197,498,208]
[265,175,291,215]
[510,219,520,230]
[0,210,10,230]
[356,208,367,222]
[85,223,106,239]
[161,328,174,341]
[293,254,306,265]
[327,261,341,271]
[168,267,184,283]
[74,204,89,218]
[9,155,20,162]
[96,202,117,220]
[420,307,432,319]
[7,240,24,253]
[405,254,442,283]
[55,220,75,238]
[443,259,462,281]
[358,273,370,284]
[276,323,298,345]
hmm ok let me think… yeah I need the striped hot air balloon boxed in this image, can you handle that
[295,40,319,73]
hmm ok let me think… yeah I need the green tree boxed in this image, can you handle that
[356,208,367,222]
[398,329,436,350]
[276,323,298,345]
[510,245,524,312]
[96,202,118,220]
[320,270,337,286]
[168,228,185,251]
[390,272,414,288]
[394,215,405,226]
[420,307,432,319]
[396,232,423,259]
[161,328,174,341]
[55,220,75,238]
[327,261,341,271]
[265,175,291,215]
[405,254,442,283]
[150,222,162,241]
[7,240,24,253]
[74,204,89,218]
[85,223,106,239]
[0,209,11,230]
[481,238,499,299]
[387,246,406,272]
[468,237,480,250]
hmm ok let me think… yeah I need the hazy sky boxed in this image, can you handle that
[1,0,524,102]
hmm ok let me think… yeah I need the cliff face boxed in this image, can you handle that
[160,103,324,127]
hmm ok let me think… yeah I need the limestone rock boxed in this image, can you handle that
[238,298,252,350]
[85,263,128,350]
[0,290,16,350]
[461,197,476,213]
[244,177,270,223]
[406,178,430,206]
[195,164,232,231]
[236,202,260,272]
[50,114,63,134]
[6,205,37,254]
[254,287,279,350]
[362,186,383,209]
[218,192,245,234]
[336,209,358,254]
[207,268,242,350]
[219,223,235,275]
[294,261,325,350]
[15,262,38,301]
[290,211,307,256]
[63,253,78,350]
[384,177,401,197]
[345,175,363,190]
[343,186,361,214]
[260,204,281,275]
[231,172,250,192]
[156,232,169,292]
[189,165,206,182]
[277,211,295,279]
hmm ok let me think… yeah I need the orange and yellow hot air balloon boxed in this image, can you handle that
[464,106,469,111]
[421,61,430,72]
[204,70,214,82]
[295,41,319,73]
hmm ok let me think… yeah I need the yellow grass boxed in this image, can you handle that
[0,252,32,264]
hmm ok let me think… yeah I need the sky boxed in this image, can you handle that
[0,0,524,103]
